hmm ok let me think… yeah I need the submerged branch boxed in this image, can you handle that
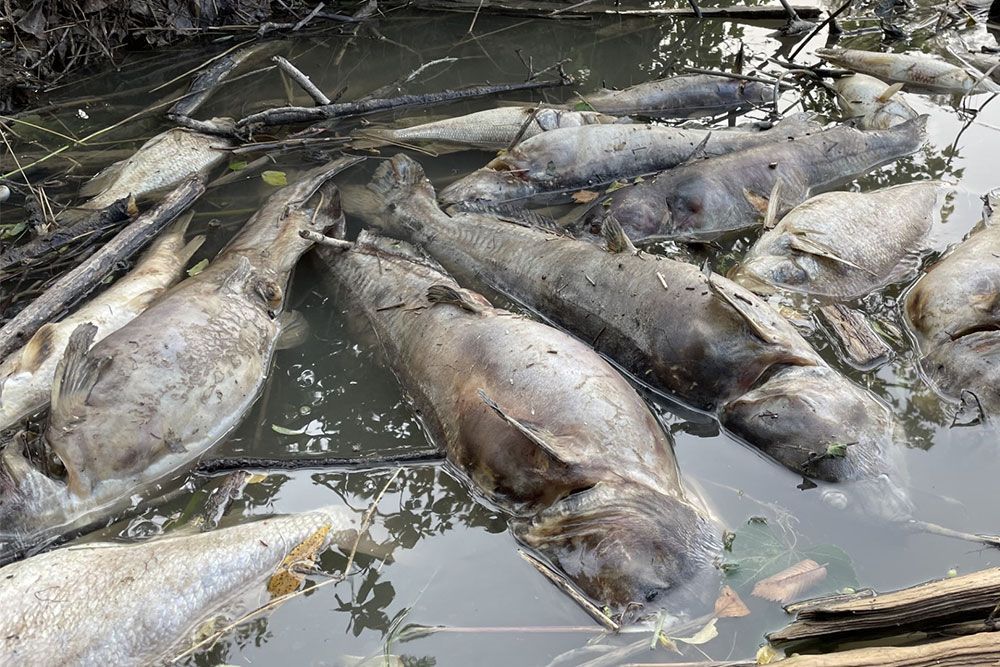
[195,450,444,474]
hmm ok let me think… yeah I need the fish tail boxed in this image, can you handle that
[368,154,432,199]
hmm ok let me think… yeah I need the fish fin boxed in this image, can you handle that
[17,323,57,374]
[602,213,638,254]
[450,200,562,235]
[218,255,254,293]
[354,231,449,274]
[762,181,783,230]
[787,234,878,276]
[881,247,927,286]
[876,82,905,103]
[276,310,310,350]
[368,154,432,199]
[477,389,573,466]
[51,323,109,424]
[426,284,489,314]
[707,273,785,347]
[78,158,130,198]
[743,188,772,217]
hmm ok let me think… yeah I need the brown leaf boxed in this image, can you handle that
[751,559,827,604]
[714,585,751,618]
[571,190,599,204]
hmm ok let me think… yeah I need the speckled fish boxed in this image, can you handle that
[351,106,619,151]
[575,116,927,243]
[814,47,1000,94]
[0,217,203,432]
[732,182,941,300]
[0,507,359,666]
[347,154,913,522]
[0,157,359,561]
[437,113,821,206]
[905,190,1000,417]
[317,230,721,615]
[570,74,773,118]
[831,73,918,129]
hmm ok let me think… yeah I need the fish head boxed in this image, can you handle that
[576,188,664,243]
[438,167,537,207]
[731,254,808,294]
[513,481,721,617]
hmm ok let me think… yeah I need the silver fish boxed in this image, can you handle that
[831,73,918,129]
[570,74,773,118]
[814,47,1000,94]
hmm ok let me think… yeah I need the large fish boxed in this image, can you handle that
[437,113,821,206]
[905,190,1000,417]
[575,117,927,243]
[316,231,722,615]
[814,47,1000,94]
[0,157,359,561]
[0,216,204,431]
[732,182,941,300]
[830,73,918,130]
[347,154,913,522]
[568,74,773,118]
[0,506,359,665]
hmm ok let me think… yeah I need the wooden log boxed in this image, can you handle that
[819,303,892,370]
[774,631,1000,666]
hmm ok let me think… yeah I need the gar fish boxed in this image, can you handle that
[317,230,722,615]
[0,216,204,431]
[814,47,1000,94]
[437,113,822,206]
[905,190,1000,417]
[0,506,359,665]
[568,74,773,118]
[0,157,359,561]
[732,182,941,300]
[830,73,918,129]
[347,154,914,522]
[575,116,927,243]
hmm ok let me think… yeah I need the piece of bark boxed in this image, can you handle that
[820,303,892,370]
[774,631,1000,666]
[0,178,204,359]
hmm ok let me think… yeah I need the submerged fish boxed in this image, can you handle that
[347,154,913,521]
[905,190,1000,417]
[0,217,204,431]
[438,113,821,206]
[814,47,1000,94]
[0,157,358,561]
[831,73,918,129]
[732,182,941,300]
[0,507,359,665]
[576,116,927,243]
[570,74,773,118]
[317,230,721,614]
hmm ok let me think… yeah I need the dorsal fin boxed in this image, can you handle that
[17,323,57,374]
[602,214,638,254]
[354,230,449,275]
[426,284,489,314]
[477,389,574,466]
[451,200,563,235]
[876,82,905,104]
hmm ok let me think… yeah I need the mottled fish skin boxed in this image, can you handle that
[732,182,941,300]
[0,217,203,431]
[0,158,357,561]
[572,74,772,118]
[0,507,358,666]
[437,113,822,206]
[832,73,918,129]
[317,231,721,614]
[905,191,1000,416]
[815,47,1000,94]
[577,116,927,243]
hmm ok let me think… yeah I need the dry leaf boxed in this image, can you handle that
[267,524,331,596]
[756,644,780,664]
[751,558,827,603]
[571,190,599,204]
[714,585,750,618]
[671,618,718,645]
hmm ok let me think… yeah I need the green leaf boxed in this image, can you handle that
[228,160,248,172]
[826,443,849,458]
[574,100,596,112]
[1,222,26,239]
[186,258,209,277]
[262,170,288,187]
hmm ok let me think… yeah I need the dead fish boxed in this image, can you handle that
[905,190,1000,417]
[317,230,721,614]
[346,154,913,521]
[351,106,619,151]
[732,182,942,300]
[0,506,359,665]
[437,113,822,206]
[0,216,204,432]
[814,47,1000,94]
[575,116,927,243]
[0,157,360,561]
[831,74,918,129]
[569,74,773,118]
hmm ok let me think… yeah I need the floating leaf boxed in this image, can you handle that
[756,644,780,664]
[229,160,248,172]
[670,618,718,645]
[714,585,750,618]
[186,258,209,277]
[605,180,628,193]
[271,423,306,436]
[1,222,26,239]
[947,568,958,578]
[574,100,596,112]
[751,559,827,604]
[825,442,849,458]
[571,190,599,204]
[267,524,331,596]
[262,170,288,187]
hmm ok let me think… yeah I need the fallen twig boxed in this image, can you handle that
[195,450,444,474]
[273,56,331,105]
[518,548,620,632]
[413,0,822,20]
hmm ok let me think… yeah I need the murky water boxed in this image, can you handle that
[3,2,1000,664]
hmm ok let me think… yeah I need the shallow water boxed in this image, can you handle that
[3,2,1000,664]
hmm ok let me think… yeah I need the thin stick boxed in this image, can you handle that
[299,230,354,249]
[518,549,620,632]
[682,67,781,86]
[272,56,331,105]
[195,450,444,474]
[788,0,853,62]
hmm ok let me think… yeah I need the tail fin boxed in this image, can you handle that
[367,154,434,200]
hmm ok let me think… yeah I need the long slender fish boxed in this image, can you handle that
[0,217,204,431]
[0,507,359,665]
[0,157,359,561]
[831,73,918,129]
[347,155,913,522]
[569,74,773,118]
[437,113,821,206]
[905,190,1000,417]
[814,47,1000,94]
[732,182,941,300]
[317,231,721,614]
[576,116,927,243]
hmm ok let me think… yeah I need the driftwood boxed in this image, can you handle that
[414,0,823,20]
[819,303,892,370]
[167,43,276,118]
[0,178,204,359]
[774,631,1000,666]
[195,450,444,474]
[272,55,331,105]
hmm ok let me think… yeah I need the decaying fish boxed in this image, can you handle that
[0,507,359,665]
[0,216,204,432]
[814,47,1000,94]
[351,106,619,151]
[575,116,927,243]
[347,154,913,521]
[905,190,1000,417]
[437,113,821,206]
[569,74,773,118]
[317,230,722,614]
[732,182,941,300]
[831,73,918,129]
[0,157,359,561]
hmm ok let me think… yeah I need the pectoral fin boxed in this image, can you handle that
[477,389,574,466]
[427,284,488,314]
[602,214,638,254]
[79,158,129,198]
[876,82,905,104]
[788,234,877,275]
[276,310,310,350]
[743,188,772,216]
[763,181,782,230]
